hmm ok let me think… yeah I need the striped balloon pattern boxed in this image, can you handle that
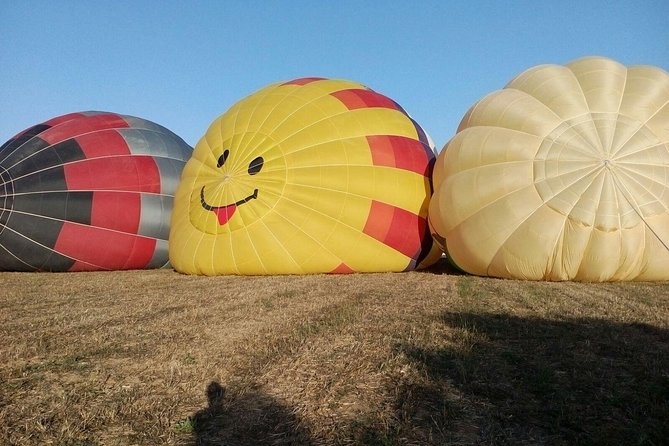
[169,78,440,275]
[0,111,192,271]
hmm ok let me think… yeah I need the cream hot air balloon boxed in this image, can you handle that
[429,56,669,281]
[170,78,440,275]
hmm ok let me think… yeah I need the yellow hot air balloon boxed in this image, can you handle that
[430,56,669,281]
[170,78,440,275]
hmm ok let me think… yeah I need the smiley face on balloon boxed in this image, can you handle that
[170,77,440,275]
[181,125,289,237]
[198,150,263,225]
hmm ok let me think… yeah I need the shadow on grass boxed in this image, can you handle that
[191,382,312,446]
[187,314,668,445]
[418,256,467,276]
[397,312,669,445]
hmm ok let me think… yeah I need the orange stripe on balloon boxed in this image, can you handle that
[281,77,326,86]
[330,89,401,111]
[362,201,394,242]
[366,135,431,176]
[363,200,426,259]
[331,263,355,274]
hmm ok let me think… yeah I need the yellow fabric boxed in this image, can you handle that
[170,78,440,275]
[430,56,669,281]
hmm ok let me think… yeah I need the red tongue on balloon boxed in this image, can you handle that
[213,205,237,225]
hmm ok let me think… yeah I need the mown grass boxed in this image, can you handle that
[0,260,667,445]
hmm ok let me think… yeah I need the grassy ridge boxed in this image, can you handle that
[0,261,667,445]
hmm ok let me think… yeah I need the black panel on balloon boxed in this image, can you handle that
[0,124,50,153]
[11,191,92,225]
[39,251,77,272]
[0,166,13,229]
[1,137,50,173]
[0,214,73,271]
[6,138,86,179]
[1,211,62,247]
[0,196,14,227]
[63,192,93,224]
[51,138,87,164]
[13,166,69,194]
[0,243,36,271]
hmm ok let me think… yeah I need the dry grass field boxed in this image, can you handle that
[1,259,668,445]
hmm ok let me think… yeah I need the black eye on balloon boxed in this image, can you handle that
[216,149,230,168]
[248,156,264,175]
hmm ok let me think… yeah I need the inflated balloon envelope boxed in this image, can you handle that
[429,56,669,281]
[169,77,441,275]
[0,112,192,271]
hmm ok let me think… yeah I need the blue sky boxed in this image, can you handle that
[2,1,667,150]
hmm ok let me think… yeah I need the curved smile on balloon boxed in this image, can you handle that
[200,186,259,225]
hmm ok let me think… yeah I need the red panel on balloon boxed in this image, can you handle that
[366,135,430,176]
[40,114,130,145]
[55,222,156,270]
[363,200,425,258]
[75,130,131,158]
[331,89,401,111]
[91,191,141,233]
[64,156,161,193]
[42,112,88,128]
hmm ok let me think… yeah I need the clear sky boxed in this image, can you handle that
[2,1,667,150]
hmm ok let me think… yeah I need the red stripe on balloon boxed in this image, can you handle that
[55,222,155,271]
[41,112,88,128]
[91,191,141,233]
[330,89,401,111]
[282,77,326,86]
[40,114,130,145]
[75,130,131,158]
[366,135,431,176]
[363,200,426,259]
[64,156,161,193]
[331,262,355,274]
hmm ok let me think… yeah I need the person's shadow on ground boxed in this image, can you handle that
[192,381,312,446]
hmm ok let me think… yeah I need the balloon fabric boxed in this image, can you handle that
[429,56,669,281]
[0,111,192,271]
[170,78,440,275]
